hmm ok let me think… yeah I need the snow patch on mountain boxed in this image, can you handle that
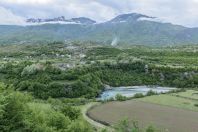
[109,13,154,23]
[26,16,96,25]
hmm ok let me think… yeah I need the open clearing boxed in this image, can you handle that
[139,94,198,112]
[171,90,198,100]
[88,100,198,132]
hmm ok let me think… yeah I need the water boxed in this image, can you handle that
[98,86,176,100]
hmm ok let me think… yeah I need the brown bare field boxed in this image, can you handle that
[88,100,198,132]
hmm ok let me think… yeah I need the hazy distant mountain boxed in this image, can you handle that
[1,13,198,46]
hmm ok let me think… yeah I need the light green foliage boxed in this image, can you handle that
[67,120,93,132]
[0,91,32,131]
[21,63,44,76]
[25,102,71,132]
[0,83,93,132]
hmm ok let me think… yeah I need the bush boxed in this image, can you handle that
[115,94,127,101]
[146,90,157,96]
[16,81,31,91]
[114,119,157,132]
[21,64,44,76]
[67,120,92,132]
[194,104,198,107]
[133,93,144,98]
[146,125,156,132]
[61,106,81,120]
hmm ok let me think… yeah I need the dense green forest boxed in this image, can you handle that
[0,61,197,100]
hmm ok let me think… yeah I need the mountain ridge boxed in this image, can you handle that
[1,13,198,46]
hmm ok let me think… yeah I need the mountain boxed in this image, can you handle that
[109,13,154,23]
[1,13,198,46]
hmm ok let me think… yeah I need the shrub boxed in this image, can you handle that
[67,120,92,132]
[16,81,31,91]
[146,90,157,96]
[60,106,81,120]
[194,104,198,107]
[21,63,44,76]
[146,125,156,132]
[114,119,140,132]
[114,119,157,132]
[133,93,144,98]
[115,94,127,101]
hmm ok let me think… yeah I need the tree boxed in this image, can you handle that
[0,92,31,132]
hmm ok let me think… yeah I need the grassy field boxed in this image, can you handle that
[171,90,198,100]
[139,93,198,112]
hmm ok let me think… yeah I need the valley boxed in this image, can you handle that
[0,41,198,131]
[1,0,198,131]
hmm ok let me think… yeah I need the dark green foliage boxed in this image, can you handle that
[146,90,157,96]
[1,60,198,100]
[146,126,156,132]
[29,82,48,99]
[61,106,81,120]
[133,93,145,98]
[115,94,127,101]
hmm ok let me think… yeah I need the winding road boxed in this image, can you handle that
[81,102,113,131]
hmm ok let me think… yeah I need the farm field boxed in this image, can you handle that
[171,90,198,100]
[139,92,198,112]
[87,91,198,132]
[88,100,198,132]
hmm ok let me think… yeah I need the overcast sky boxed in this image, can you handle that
[0,0,198,27]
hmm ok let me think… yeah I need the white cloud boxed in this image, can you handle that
[2,0,52,5]
[0,0,198,27]
[0,6,25,25]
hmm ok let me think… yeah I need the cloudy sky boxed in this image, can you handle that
[0,0,198,27]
